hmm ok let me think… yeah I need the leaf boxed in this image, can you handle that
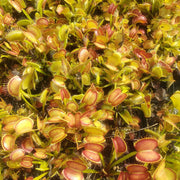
[49,127,67,143]
[119,110,133,124]
[1,134,15,151]
[36,161,49,171]
[6,30,25,41]
[112,136,127,157]
[134,138,158,151]
[15,117,34,134]
[62,168,84,180]
[152,66,164,78]
[83,169,99,173]
[107,88,128,106]
[7,76,22,98]
[110,151,137,169]
[136,150,162,163]
[33,172,48,180]
[10,149,25,161]
[17,19,32,26]
[64,0,75,6]
[84,143,104,153]
[58,24,69,41]
[66,161,87,171]
[171,91,180,111]
[82,150,101,164]
[37,0,44,16]
[153,160,177,180]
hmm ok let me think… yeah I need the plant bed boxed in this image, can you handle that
[0,0,180,180]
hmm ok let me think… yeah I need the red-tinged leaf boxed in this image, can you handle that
[51,75,66,92]
[49,142,61,153]
[87,19,98,30]
[3,13,15,25]
[107,88,128,106]
[165,56,176,66]
[132,15,147,24]
[80,117,92,126]
[84,143,104,152]
[2,115,20,125]
[9,0,22,12]
[3,121,17,132]
[82,84,98,106]
[131,9,142,16]
[94,36,107,49]
[131,79,141,90]
[23,31,37,43]
[21,157,33,168]
[82,150,101,164]
[136,150,162,163]
[112,136,127,156]
[7,75,22,98]
[60,88,70,101]
[36,17,49,26]
[74,112,81,128]
[48,108,69,123]
[134,138,158,151]
[1,134,15,151]
[49,127,66,143]
[66,101,78,112]
[78,47,89,63]
[67,112,76,128]
[66,161,87,171]
[10,148,25,161]
[48,108,65,117]
[62,167,84,180]
[33,149,47,159]
[129,172,150,180]
[21,137,34,153]
[158,61,172,72]
[126,164,147,173]
[25,177,33,180]
[117,171,129,180]
[108,3,117,14]
[15,117,34,134]
[134,49,152,59]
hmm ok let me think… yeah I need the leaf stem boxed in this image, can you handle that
[109,151,137,169]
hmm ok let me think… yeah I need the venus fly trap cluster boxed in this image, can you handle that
[0,0,180,179]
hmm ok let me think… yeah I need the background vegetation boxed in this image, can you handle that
[0,0,180,179]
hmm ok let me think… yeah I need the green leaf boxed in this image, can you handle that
[120,110,133,124]
[83,169,99,174]
[37,0,44,16]
[17,19,32,26]
[58,24,69,41]
[109,151,137,169]
[6,30,25,41]
[35,161,49,171]
[152,66,164,79]
[64,0,75,6]
[33,172,48,180]
[171,91,180,111]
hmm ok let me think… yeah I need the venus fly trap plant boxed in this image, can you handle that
[0,0,180,179]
